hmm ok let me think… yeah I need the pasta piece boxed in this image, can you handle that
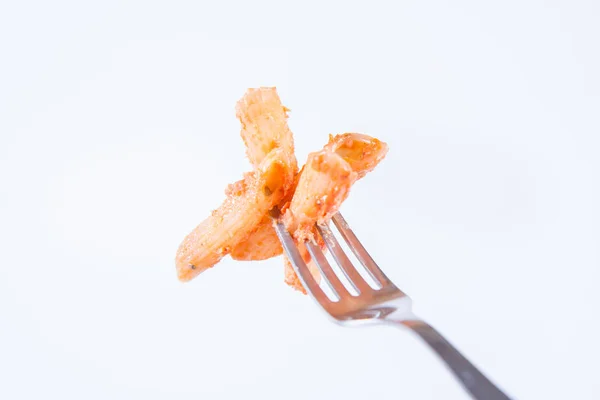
[284,133,388,241]
[282,133,388,289]
[175,87,388,295]
[284,257,303,292]
[284,151,356,242]
[228,87,298,260]
[176,148,294,282]
[230,216,282,261]
[236,87,297,170]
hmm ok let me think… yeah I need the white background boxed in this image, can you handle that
[1,1,599,399]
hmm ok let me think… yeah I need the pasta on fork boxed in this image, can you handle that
[175,88,297,281]
[175,87,387,292]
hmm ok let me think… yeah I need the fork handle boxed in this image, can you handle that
[398,319,511,400]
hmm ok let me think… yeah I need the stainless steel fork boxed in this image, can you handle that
[273,212,511,400]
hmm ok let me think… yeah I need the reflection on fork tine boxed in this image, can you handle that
[331,213,393,288]
[317,223,369,294]
[305,241,349,299]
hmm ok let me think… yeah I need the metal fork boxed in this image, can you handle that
[273,212,511,400]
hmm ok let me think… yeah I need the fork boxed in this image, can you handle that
[273,212,511,400]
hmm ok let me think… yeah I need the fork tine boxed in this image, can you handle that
[305,240,350,299]
[332,213,393,287]
[273,221,329,303]
[317,224,370,294]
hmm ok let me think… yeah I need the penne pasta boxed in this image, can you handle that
[284,150,356,242]
[175,88,387,294]
[236,87,297,170]
[228,87,298,262]
[176,87,298,282]
[283,133,388,242]
[281,133,388,289]
[176,148,294,281]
